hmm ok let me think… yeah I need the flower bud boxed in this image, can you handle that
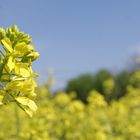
[27,52,40,61]
[11,25,19,33]
[0,28,5,40]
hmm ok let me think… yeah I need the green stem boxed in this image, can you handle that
[15,104,20,138]
[0,56,8,79]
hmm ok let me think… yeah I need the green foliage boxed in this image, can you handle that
[66,74,93,102]
[66,70,114,102]
[65,70,137,102]
[0,25,39,117]
[113,71,131,99]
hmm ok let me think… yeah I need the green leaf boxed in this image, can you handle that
[15,97,37,117]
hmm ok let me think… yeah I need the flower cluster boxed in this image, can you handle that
[0,25,39,117]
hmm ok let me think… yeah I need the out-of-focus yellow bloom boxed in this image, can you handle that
[54,92,71,106]
[95,132,106,140]
[130,70,140,87]
[103,78,115,94]
[69,100,84,112]
[87,90,107,108]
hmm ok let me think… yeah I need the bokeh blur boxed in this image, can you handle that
[1,1,140,140]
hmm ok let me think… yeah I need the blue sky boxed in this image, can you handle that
[0,0,140,89]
